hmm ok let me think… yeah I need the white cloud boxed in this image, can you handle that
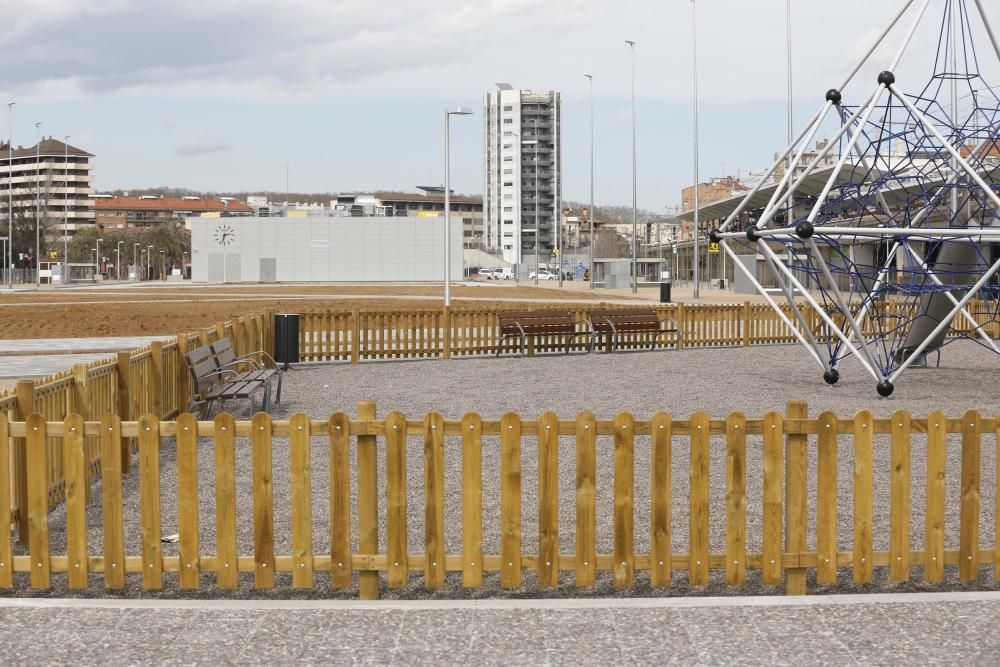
[176,138,231,157]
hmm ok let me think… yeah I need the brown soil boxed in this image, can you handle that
[0,284,623,339]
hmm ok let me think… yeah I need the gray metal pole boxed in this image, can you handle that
[555,94,562,288]
[626,40,637,294]
[7,102,13,289]
[691,4,700,298]
[786,0,795,288]
[585,74,595,290]
[63,136,69,286]
[444,111,451,307]
[534,144,539,285]
[34,122,40,287]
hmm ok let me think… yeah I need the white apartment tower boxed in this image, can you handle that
[483,84,561,267]
[0,137,95,236]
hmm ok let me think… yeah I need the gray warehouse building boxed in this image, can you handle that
[190,216,463,283]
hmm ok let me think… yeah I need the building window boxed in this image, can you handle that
[503,119,513,124]
[503,144,511,150]
[503,156,512,161]
[503,131,512,137]
[503,105,513,111]
[503,207,512,213]
[503,182,513,187]
[503,168,513,174]
[503,194,512,200]
[503,232,514,237]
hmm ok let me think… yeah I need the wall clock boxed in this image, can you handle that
[214,224,236,247]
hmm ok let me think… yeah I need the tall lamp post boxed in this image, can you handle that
[116,241,124,281]
[626,40,638,294]
[444,107,473,308]
[34,121,40,287]
[139,248,145,280]
[7,101,14,290]
[532,128,540,285]
[159,250,165,282]
[690,1,701,299]
[585,73,595,290]
[95,238,101,278]
[147,244,153,280]
[62,136,69,286]
[133,242,139,281]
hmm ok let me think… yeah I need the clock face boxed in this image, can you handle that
[214,224,235,247]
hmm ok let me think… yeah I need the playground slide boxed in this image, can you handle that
[895,241,977,364]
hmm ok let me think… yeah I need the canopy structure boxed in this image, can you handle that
[713,0,1000,396]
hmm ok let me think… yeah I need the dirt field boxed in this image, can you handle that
[0,283,623,339]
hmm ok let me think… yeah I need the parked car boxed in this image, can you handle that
[477,268,495,280]
[494,267,514,280]
[529,270,557,280]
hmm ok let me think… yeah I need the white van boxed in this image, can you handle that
[494,267,514,280]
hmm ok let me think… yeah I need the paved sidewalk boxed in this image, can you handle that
[0,336,172,388]
[1,593,998,665]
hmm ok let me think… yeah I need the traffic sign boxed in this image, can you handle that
[709,242,719,254]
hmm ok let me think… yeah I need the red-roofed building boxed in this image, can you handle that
[94,195,253,230]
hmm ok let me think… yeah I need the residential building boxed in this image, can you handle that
[94,195,252,230]
[0,137,95,235]
[334,187,484,249]
[483,84,561,266]
[681,176,751,212]
[774,139,838,180]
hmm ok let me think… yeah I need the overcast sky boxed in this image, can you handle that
[2,0,998,210]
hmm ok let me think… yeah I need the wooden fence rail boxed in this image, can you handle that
[296,299,1000,363]
[2,401,997,597]
[0,309,274,543]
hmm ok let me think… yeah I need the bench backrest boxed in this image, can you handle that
[589,308,662,332]
[209,338,238,368]
[498,311,576,335]
[185,339,238,397]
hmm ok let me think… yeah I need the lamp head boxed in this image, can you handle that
[625,40,635,47]
[446,107,474,116]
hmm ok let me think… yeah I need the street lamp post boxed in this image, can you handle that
[444,107,473,308]
[95,238,101,278]
[159,250,165,282]
[7,101,14,290]
[34,121,40,287]
[585,73,595,290]
[690,1,701,299]
[626,40,638,294]
[62,136,69,286]
[147,245,153,280]
[117,241,124,281]
[533,136,540,285]
[133,242,139,281]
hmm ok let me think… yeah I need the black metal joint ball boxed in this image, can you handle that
[795,221,814,240]
[825,88,842,104]
[708,228,722,243]
[877,70,896,86]
[823,368,840,385]
[877,380,895,398]
[746,227,762,242]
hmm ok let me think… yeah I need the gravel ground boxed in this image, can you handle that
[10,340,1000,599]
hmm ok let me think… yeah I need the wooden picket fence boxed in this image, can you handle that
[296,299,1000,363]
[0,310,274,543]
[1,401,997,596]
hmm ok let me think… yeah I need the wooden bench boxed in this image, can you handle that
[496,310,592,356]
[209,338,283,406]
[184,339,275,417]
[588,308,679,352]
